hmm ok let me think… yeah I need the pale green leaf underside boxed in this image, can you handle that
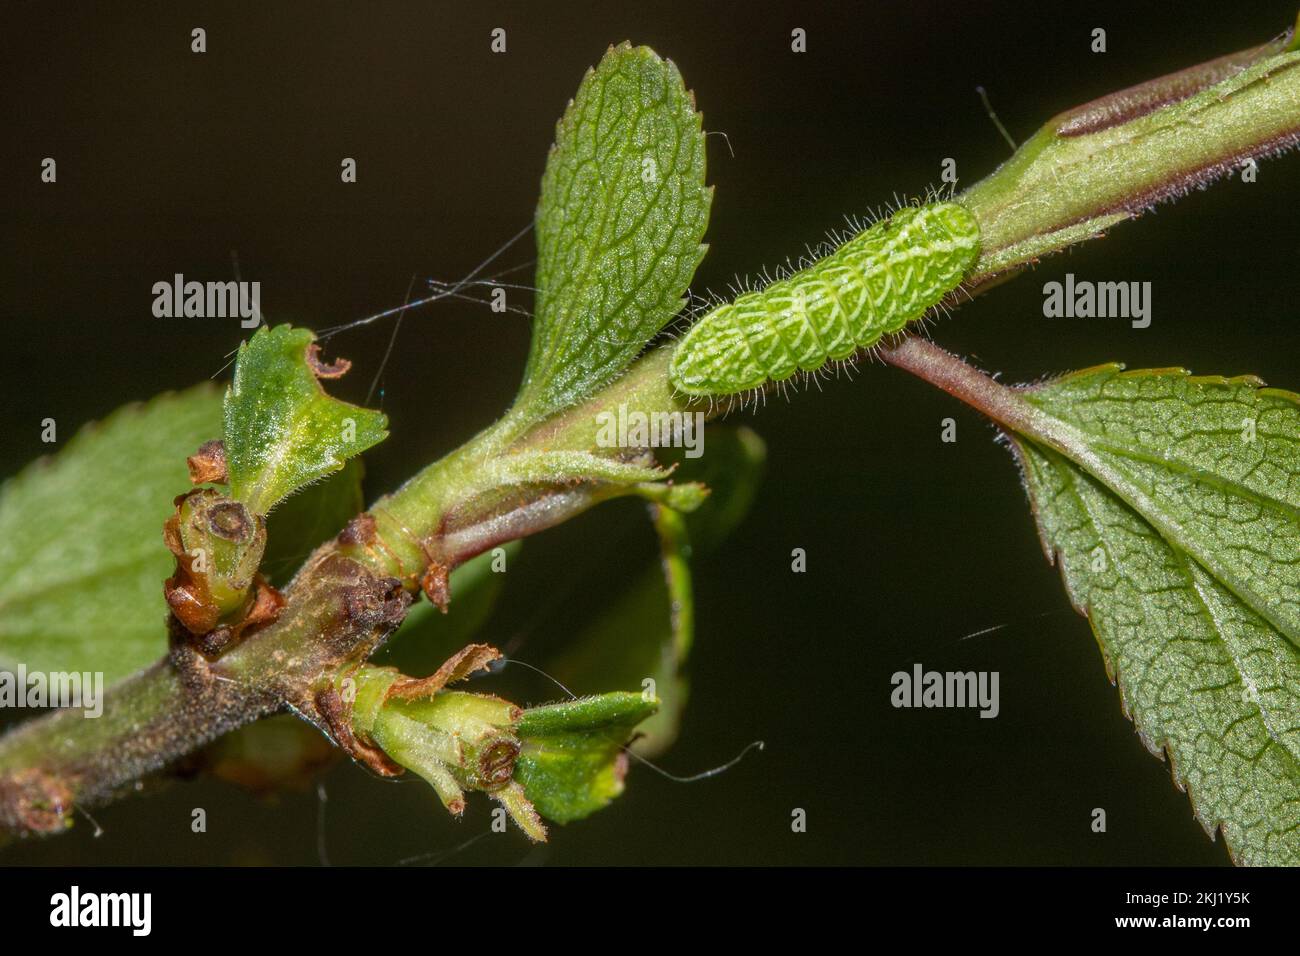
[520,42,711,418]
[224,325,388,514]
[1012,366,1300,864]
[1023,366,1300,645]
[0,387,223,683]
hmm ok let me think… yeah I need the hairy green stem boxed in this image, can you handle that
[0,350,685,835]
[347,349,692,582]
[960,36,1300,284]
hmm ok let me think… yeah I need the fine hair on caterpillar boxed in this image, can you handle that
[681,339,900,418]
[669,198,981,398]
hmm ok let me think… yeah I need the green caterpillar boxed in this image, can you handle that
[669,201,981,396]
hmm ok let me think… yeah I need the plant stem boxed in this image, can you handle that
[0,350,688,836]
[3,22,1299,841]
[960,39,1300,285]
[0,548,411,836]
[0,664,267,836]
[334,348,692,584]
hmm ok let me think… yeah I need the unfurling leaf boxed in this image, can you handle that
[348,651,540,837]
[515,692,659,823]
[518,43,711,419]
[1005,365,1300,865]
[0,387,222,684]
[224,325,387,514]
[348,651,659,838]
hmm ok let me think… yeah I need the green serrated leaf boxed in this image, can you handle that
[519,42,711,419]
[0,387,223,684]
[515,692,659,823]
[1021,366,1300,646]
[1007,365,1300,865]
[224,325,387,514]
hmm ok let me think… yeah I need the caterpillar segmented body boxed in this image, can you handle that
[669,201,981,396]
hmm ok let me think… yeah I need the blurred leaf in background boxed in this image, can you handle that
[548,426,766,754]
[0,387,221,684]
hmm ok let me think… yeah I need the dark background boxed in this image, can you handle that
[2,0,1296,865]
